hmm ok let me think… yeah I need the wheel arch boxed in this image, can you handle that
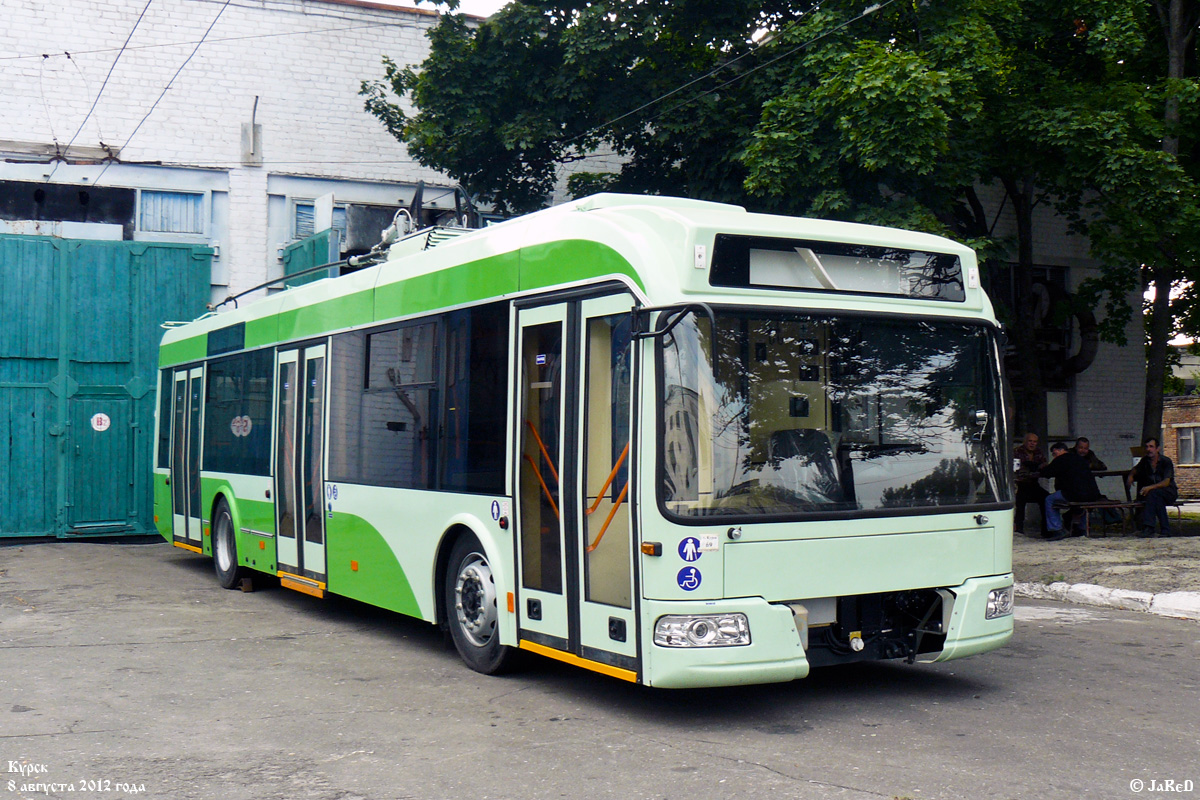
[209,488,240,543]
[433,516,512,640]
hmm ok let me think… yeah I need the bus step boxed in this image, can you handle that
[279,574,325,599]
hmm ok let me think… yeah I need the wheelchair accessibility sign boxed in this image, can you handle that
[677,567,702,591]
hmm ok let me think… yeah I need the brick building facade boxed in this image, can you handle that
[1163,396,1200,498]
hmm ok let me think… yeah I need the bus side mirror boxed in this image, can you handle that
[631,302,719,381]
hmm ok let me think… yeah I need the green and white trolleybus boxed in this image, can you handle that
[154,194,1014,688]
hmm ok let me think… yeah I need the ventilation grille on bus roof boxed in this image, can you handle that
[425,226,472,249]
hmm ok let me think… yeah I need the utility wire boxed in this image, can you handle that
[562,0,892,153]
[38,56,59,148]
[68,0,887,178]
[641,2,891,127]
[46,0,153,183]
[93,0,232,186]
[0,20,424,62]
[58,1,893,181]
[64,52,103,145]
[559,0,826,148]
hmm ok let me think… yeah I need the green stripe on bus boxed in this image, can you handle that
[162,241,641,361]
[245,315,279,350]
[277,288,375,343]
[325,513,422,619]
[375,250,521,316]
[520,239,644,292]
[159,335,207,367]
[153,473,172,541]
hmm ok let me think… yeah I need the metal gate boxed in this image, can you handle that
[0,236,211,537]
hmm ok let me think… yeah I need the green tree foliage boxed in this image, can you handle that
[363,0,1200,439]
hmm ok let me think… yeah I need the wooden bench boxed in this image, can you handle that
[1062,500,1142,537]
[1062,500,1185,537]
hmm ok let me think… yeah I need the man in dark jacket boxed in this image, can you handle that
[1040,441,1102,540]
[1126,437,1178,538]
[1075,437,1108,471]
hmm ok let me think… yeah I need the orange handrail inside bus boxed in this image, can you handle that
[585,443,629,516]
[586,481,628,553]
[523,453,561,519]
[525,419,560,485]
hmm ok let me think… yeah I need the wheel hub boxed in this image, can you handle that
[215,514,233,572]
[455,555,497,647]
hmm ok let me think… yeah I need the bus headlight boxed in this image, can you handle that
[654,614,750,647]
[985,586,1014,619]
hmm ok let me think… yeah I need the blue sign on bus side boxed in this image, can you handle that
[678,537,701,562]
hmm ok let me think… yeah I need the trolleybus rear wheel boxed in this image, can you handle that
[212,498,247,590]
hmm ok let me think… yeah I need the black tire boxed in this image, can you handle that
[212,498,247,590]
[444,534,515,674]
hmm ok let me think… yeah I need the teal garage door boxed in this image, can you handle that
[0,236,211,538]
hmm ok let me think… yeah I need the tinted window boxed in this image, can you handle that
[711,235,966,302]
[659,311,1007,519]
[203,349,274,475]
[328,302,510,494]
[328,322,438,489]
[207,322,245,356]
[157,369,172,469]
[441,304,508,493]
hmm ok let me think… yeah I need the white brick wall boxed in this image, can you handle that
[1069,279,1145,469]
[0,0,453,298]
[1,0,441,182]
[227,167,271,297]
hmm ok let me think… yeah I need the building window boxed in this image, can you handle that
[294,202,347,242]
[1179,426,1199,465]
[139,190,204,234]
[1046,391,1070,439]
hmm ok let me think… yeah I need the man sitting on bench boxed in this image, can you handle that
[1127,436,1178,538]
[1040,441,1102,541]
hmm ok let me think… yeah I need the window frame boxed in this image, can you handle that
[135,188,210,243]
[1178,425,1200,466]
[292,198,348,245]
[326,300,510,495]
[654,304,1010,525]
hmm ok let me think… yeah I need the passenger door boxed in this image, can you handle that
[574,294,637,668]
[515,304,569,643]
[170,366,204,548]
[514,292,638,674]
[274,344,328,587]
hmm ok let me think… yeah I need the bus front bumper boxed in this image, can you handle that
[641,575,1014,689]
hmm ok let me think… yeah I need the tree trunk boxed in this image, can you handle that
[1001,174,1047,439]
[1143,269,1174,441]
[1142,0,1197,440]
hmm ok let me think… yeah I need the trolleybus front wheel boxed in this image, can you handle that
[445,534,515,674]
[212,498,247,590]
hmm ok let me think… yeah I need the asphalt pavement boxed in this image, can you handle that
[1012,505,1200,622]
[2,541,1197,800]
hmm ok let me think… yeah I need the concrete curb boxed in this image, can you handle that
[1015,581,1200,622]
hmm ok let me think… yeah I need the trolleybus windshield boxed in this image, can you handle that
[659,310,1008,519]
